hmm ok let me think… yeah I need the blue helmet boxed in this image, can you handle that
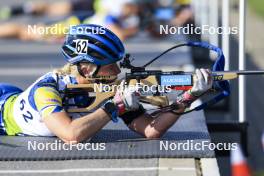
[62,24,125,66]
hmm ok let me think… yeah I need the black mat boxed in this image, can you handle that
[0,111,215,161]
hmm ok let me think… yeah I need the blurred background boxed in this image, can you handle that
[0,0,263,175]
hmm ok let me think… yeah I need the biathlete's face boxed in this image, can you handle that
[77,62,121,84]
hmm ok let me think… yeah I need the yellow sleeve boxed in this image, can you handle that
[34,87,64,118]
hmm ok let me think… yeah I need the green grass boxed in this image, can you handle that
[248,0,264,18]
[254,171,264,176]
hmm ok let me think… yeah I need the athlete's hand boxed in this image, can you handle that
[191,68,213,97]
[113,81,140,115]
[176,68,213,108]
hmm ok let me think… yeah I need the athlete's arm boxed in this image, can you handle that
[43,109,110,144]
[34,86,111,143]
[127,108,184,139]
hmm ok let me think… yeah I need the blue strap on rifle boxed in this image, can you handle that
[186,41,231,111]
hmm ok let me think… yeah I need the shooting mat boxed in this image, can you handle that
[0,107,214,161]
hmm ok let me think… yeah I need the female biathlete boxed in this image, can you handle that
[0,24,212,143]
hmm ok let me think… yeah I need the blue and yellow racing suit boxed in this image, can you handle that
[0,72,90,136]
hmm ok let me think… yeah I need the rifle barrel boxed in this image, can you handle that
[215,70,264,75]
[235,70,264,75]
[211,70,264,81]
[213,70,264,74]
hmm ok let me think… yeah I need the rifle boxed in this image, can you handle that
[65,42,264,114]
